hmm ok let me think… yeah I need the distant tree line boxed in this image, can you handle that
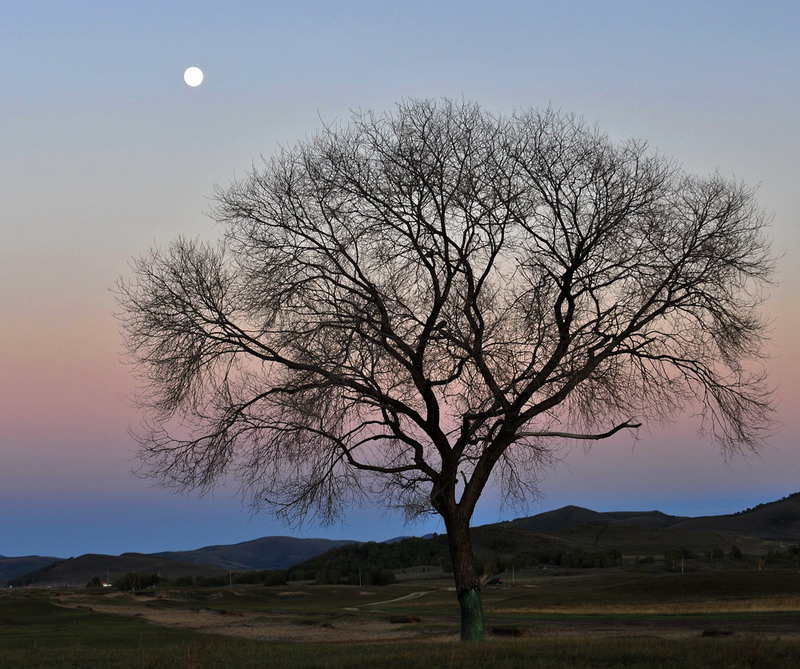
[288,538,628,579]
[313,567,397,586]
[85,569,289,591]
[30,539,800,592]
[512,548,624,570]
[112,572,163,591]
[765,545,800,563]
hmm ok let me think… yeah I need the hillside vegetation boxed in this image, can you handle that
[7,492,800,587]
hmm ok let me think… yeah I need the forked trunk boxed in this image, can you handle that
[443,510,485,641]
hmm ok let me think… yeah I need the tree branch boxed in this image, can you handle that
[513,420,642,442]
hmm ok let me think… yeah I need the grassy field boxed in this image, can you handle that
[3,568,800,667]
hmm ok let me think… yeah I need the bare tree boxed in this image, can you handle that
[117,99,774,641]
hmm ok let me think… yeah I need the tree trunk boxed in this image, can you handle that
[443,510,485,641]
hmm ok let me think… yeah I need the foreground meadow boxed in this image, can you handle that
[3,568,800,667]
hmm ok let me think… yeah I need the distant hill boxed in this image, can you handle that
[0,556,62,583]
[153,536,359,571]
[6,493,799,586]
[501,495,800,543]
[672,493,800,541]
[606,511,687,528]
[477,496,800,559]
[287,535,450,581]
[4,536,360,587]
[13,553,226,587]
[290,495,800,579]
[506,506,689,533]
[382,534,437,543]
[508,505,615,533]
[471,516,772,559]
[547,520,776,556]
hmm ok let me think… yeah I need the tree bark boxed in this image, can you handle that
[442,509,484,641]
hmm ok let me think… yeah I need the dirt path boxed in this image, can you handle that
[59,597,453,643]
[53,592,800,644]
[356,591,433,608]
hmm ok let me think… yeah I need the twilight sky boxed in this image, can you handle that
[2,0,798,558]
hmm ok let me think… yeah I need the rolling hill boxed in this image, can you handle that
[605,510,686,528]
[288,495,800,578]
[6,492,799,586]
[10,553,226,587]
[670,493,800,541]
[3,537,360,586]
[506,505,614,533]
[493,494,800,548]
[152,536,359,571]
[0,556,62,583]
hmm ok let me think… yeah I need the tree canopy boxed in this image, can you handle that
[118,99,774,640]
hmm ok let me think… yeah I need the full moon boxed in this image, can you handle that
[183,66,204,87]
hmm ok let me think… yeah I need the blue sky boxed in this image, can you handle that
[1,1,798,557]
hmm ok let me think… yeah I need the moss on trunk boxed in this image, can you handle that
[457,585,484,641]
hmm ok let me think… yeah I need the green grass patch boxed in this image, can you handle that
[4,579,800,668]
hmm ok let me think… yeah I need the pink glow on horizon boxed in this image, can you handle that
[2,0,797,557]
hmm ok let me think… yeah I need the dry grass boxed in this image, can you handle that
[492,596,800,616]
[6,579,800,668]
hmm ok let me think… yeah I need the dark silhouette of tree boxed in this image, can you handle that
[117,99,774,641]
